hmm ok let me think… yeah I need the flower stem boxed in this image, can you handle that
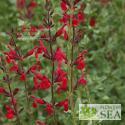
[68,1,77,124]
[8,80,21,125]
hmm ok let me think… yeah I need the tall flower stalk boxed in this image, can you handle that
[0,0,96,124]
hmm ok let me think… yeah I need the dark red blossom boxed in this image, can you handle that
[44,103,53,116]
[56,77,68,93]
[29,61,41,73]
[34,40,47,58]
[74,50,87,70]
[4,46,19,61]
[55,25,66,38]
[9,61,19,72]
[63,29,68,40]
[33,73,51,89]
[54,63,67,82]
[89,18,96,27]
[29,25,37,36]
[19,72,26,81]
[59,14,69,24]
[78,74,87,86]
[56,98,68,111]
[54,47,67,63]
[0,87,5,94]
[31,95,45,108]
[5,105,14,119]
[60,1,67,11]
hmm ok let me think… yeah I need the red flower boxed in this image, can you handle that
[78,74,87,86]
[19,72,26,81]
[29,25,37,36]
[54,63,67,82]
[9,61,19,72]
[0,87,5,94]
[4,47,19,61]
[63,29,68,40]
[60,1,67,11]
[56,77,68,93]
[54,47,67,63]
[30,61,41,73]
[34,40,47,58]
[32,100,38,108]
[74,50,87,70]
[25,47,36,58]
[59,14,69,24]
[77,12,85,21]
[89,18,96,27]
[72,18,79,27]
[39,75,51,89]
[33,73,51,89]
[31,95,45,108]
[29,0,37,8]
[6,56,11,64]
[56,98,68,111]
[5,105,14,119]
[55,25,66,38]
[44,103,53,116]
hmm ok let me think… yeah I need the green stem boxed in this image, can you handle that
[68,1,77,124]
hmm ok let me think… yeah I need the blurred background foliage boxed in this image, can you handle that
[0,0,125,125]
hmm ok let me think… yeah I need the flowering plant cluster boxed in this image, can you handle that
[0,0,96,124]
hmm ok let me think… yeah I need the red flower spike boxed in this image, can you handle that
[5,105,14,119]
[19,72,26,81]
[9,61,19,72]
[55,25,66,38]
[56,77,68,93]
[29,25,37,36]
[39,75,51,89]
[60,1,67,11]
[59,14,69,24]
[33,73,51,89]
[72,17,79,27]
[30,61,40,73]
[56,99,68,112]
[25,47,36,57]
[4,47,19,60]
[63,29,68,40]
[54,63,67,82]
[5,56,11,64]
[33,76,39,89]
[74,50,87,70]
[44,103,53,116]
[29,0,37,8]
[77,12,85,21]
[54,47,67,63]
[32,100,38,108]
[89,18,96,27]
[31,95,45,108]
[0,87,5,94]
[78,74,87,86]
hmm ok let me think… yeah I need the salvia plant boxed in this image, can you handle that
[0,0,96,125]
